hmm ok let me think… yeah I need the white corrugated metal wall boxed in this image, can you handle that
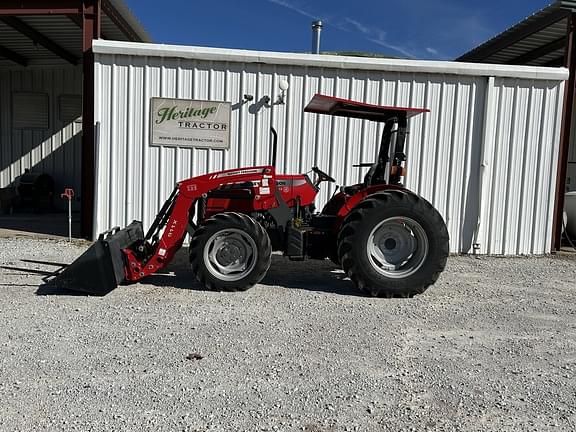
[93,41,567,255]
[0,66,83,211]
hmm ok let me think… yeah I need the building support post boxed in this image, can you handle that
[553,12,576,251]
[81,0,100,239]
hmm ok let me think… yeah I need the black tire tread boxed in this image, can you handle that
[189,212,272,291]
[337,190,449,297]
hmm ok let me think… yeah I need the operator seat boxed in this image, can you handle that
[342,161,385,196]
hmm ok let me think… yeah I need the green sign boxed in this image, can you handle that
[150,97,231,149]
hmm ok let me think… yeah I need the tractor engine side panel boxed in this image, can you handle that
[204,195,279,218]
[275,174,318,208]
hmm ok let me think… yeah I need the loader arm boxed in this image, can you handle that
[123,166,281,282]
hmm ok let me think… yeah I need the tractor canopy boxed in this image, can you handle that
[304,94,429,122]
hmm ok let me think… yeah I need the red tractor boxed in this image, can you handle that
[50,95,449,297]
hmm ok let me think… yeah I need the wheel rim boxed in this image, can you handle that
[203,228,258,282]
[367,216,429,279]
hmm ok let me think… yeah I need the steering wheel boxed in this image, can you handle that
[312,166,336,183]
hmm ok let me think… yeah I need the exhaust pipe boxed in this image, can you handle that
[312,20,323,54]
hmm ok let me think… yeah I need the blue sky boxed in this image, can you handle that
[125,0,550,60]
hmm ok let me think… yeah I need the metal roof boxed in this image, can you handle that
[93,40,569,81]
[456,1,575,66]
[0,0,151,67]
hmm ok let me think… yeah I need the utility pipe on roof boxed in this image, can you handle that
[312,20,323,54]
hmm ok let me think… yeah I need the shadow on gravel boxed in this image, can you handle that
[1,261,85,296]
[142,250,363,297]
[27,249,362,297]
[261,256,361,296]
[1,265,54,276]
[36,284,91,296]
[0,259,91,296]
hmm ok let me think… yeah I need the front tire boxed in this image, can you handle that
[337,190,449,297]
[189,212,272,291]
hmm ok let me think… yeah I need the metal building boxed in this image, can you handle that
[1,1,572,256]
[0,0,150,237]
[457,0,576,249]
[92,40,568,255]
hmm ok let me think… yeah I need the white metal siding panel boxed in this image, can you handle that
[93,46,565,255]
[12,92,49,129]
[475,78,564,255]
[518,86,544,253]
[0,66,82,211]
[59,95,82,123]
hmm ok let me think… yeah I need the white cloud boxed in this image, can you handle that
[265,0,442,59]
[344,18,370,35]
[266,0,317,19]
[339,17,417,58]
[368,38,416,59]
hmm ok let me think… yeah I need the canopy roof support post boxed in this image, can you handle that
[553,11,576,251]
[81,0,101,239]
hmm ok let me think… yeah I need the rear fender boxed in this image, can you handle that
[321,184,410,230]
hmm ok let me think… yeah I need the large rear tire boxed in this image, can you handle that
[337,190,449,297]
[189,212,272,291]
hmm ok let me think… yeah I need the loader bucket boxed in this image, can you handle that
[46,221,144,295]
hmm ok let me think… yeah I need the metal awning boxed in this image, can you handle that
[456,1,576,66]
[304,94,429,122]
[0,0,151,67]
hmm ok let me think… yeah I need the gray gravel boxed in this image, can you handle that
[1,236,576,432]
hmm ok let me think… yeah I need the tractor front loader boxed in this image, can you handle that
[48,94,449,297]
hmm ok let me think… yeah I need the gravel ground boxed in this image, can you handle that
[1,236,576,432]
